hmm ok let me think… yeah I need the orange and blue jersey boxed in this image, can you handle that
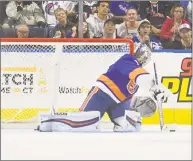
[96,54,149,102]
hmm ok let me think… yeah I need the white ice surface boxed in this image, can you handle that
[1,125,191,160]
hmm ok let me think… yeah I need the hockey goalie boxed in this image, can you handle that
[37,43,171,132]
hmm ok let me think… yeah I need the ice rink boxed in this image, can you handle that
[1,125,191,160]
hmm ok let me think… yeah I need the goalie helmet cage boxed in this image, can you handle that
[1,38,134,129]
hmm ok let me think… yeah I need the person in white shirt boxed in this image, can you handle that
[86,1,112,38]
[4,1,45,28]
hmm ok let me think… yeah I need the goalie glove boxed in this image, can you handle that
[153,90,167,102]
[150,83,172,103]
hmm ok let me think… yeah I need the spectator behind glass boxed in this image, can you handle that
[109,1,138,24]
[100,19,120,38]
[160,4,189,48]
[74,21,89,38]
[83,21,90,38]
[83,1,97,20]
[137,1,167,37]
[53,8,76,38]
[91,4,97,15]
[86,1,112,38]
[16,24,29,38]
[3,1,45,28]
[138,1,181,20]
[110,1,137,17]
[132,19,163,50]
[116,8,140,39]
[42,1,78,27]
[166,24,192,49]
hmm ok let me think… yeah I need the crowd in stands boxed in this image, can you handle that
[0,1,192,50]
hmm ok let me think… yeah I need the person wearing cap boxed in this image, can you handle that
[99,19,120,38]
[178,24,192,49]
[166,24,192,49]
[132,19,163,50]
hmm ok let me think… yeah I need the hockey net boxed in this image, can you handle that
[1,38,134,129]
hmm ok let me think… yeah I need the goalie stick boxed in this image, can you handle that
[153,62,165,131]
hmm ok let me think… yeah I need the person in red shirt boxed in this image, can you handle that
[160,4,189,48]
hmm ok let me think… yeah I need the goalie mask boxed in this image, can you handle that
[134,44,152,66]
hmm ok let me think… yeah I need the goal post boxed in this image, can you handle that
[1,38,134,128]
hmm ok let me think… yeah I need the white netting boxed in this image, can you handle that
[1,42,129,53]
[1,39,134,128]
[1,44,56,53]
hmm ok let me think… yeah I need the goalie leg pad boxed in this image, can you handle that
[37,111,100,132]
[113,110,142,132]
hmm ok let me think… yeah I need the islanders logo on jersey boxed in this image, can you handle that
[127,80,139,94]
